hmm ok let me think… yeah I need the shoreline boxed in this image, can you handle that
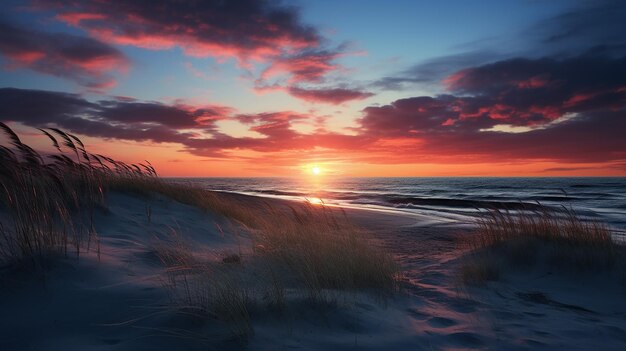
[203,189,626,239]
[207,189,477,231]
[167,176,626,235]
[209,189,435,228]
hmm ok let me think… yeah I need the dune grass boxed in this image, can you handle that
[250,203,400,297]
[153,230,254,342]
[107,176,400,296]
[461,206,622,285]
[0,123,399,292]
[0,122,156,268]
[1,123,400,342]
[151,193,400,342]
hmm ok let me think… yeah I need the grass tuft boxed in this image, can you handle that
[460,206,622,285]
[149,191,400,341]
[2,123,400,343]
[0,122,156,268]
[108,178,401,297]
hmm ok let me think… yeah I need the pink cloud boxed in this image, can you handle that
[0,19,128,89]
[260,49,341,84]
[287,86,373,104]
[36,0,328,71]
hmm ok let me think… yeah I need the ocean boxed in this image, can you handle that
[168,177,626,234]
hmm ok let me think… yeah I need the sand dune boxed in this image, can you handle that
[1,190,625,350]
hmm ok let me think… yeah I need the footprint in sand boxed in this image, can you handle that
[427,316,457,328]
[443,297,480,314]
[406,308,430,320]
[492,310,521,320]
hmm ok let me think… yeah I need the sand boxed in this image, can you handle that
[1,190,625,350]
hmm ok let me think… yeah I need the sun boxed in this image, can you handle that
[312,166,321,175]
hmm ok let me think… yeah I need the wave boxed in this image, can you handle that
[526,195,581,201]
[181,177,626,231]
[254,189,306,197]
[384,196,547,210]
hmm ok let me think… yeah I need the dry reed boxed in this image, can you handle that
[1,123,400,342]
[0,122,156,268]
[461,206,622,285]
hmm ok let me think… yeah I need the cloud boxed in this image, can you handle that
[372,1,626,93]
[352,2,626,166]
[235,111,305,139]
[0,87,371,159]
[444,56,626,97]
[95,100,232,129]
[357,0,626,165]
[38,0,319,58]
[358,51,626,163]
[30,0,357,101]
[2,55,625,167]
[252,45,372,103]
[3,2,625,169]
[287,86,373,105]
[0,18,128,89]
[33,0,348,83]
[533,0,626,56]
[0,87,222,145]
[438,55,626,127]
[371,51,499,91]
[258,47,344,84]
[185,111,372,156]
[255,61,375,104]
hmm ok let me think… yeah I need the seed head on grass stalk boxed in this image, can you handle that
[461,204,622,285]
[0,123,155,268]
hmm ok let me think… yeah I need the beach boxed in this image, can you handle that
[1,186,625,350]
[2,0,626,349]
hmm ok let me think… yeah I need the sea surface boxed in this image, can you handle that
[169,177,626,234]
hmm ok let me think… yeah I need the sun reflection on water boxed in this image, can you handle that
[306,197,324,205]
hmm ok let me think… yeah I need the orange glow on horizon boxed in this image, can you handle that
[7,123,626,178]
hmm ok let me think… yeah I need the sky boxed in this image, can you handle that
[0,0,625,177]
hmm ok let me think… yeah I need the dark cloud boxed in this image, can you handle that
[0,87,371,158]
[32,0,353,101]
[373,1,626,93]
[33,0,346,83]
[0,18,128,89]
[253,44,369,103]
[535,0,626,56]
[362,0,626,166]
[357,104,626,164]
[258,47,345,84]
[0,88,215,144]
[356,0,626,165]
[235,112,304,139]
[0,87,96,123]
[371,51,498,91]
[35,0,320,57]
[445,56,626,97]
[363,52,626,138]
[2,64,625,165]
[2,1,625,168]
[95,101,231,129]
[359,52,626,163]
[287,86,373,105]
[254,46,375,105]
